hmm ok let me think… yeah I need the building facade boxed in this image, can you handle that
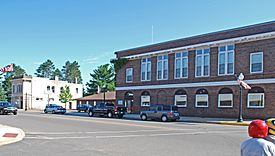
[11,75,83,110]
[75,91,116,106]
[115,21,275,119]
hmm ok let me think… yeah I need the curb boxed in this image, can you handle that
[210,121,250,126]
[0,125,25,146]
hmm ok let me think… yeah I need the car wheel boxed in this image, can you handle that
[161,115,168,122]
[0,110,4,115]
[52,110,55,114]
[118,114,123,119]
[141,114,147,121]
[107,112,113,118]
[88,111,94,117]
[13,111,17,115]
[44,110,48,114]
[78,110,80,112]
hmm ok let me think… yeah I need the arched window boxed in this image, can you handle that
[196,88,208,107]
[141,91,150,107]
[218,88,233,108]
[174,90,187,107]
[248,87,264,108]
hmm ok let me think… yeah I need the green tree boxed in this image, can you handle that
[35,59,55,78]
[2,64,26,101]
[59,85,72,109]
[62,61,82,84]
[86,64,115,95]
[51,68,63,80]
[0,82,7,101]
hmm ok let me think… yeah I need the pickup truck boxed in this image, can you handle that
[88,103,126,118]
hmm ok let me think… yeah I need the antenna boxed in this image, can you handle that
[151,25,154,44]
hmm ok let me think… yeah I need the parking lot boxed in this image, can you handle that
[0,111,248,156]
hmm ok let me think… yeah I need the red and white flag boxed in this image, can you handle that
[237,80,251,90]
[0,64,13,73]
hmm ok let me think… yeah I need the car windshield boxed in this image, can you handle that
[106,103,114,107]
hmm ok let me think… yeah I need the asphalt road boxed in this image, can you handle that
[0,111,248,156]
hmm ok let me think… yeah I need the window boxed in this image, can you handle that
[250,52,263,73]
[175,52,188,78]
[195,89,208,107]
[141,91,150,106]
[157,55,168,80]
[12,85,15,94]
[76,88,79,94]
[126,68,133,82]
[141,58,151,81]
[195,49,210,77]
[47,86,50,91]
[52,86,55,93]
[174,90,187,107]
[60,87,64,92]
[248,87,264,108]
[218,45,234,75]
[218,88,233,108]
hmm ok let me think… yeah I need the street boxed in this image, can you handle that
[0,111,248,156]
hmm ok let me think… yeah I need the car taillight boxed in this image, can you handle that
[168,112,173,116]
[114,108,118,111]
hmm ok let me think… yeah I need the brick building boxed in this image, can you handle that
[115,21,275,119]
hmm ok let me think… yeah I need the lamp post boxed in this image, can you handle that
[237,73,244,122]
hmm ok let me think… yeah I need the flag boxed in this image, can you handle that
[237,80,251,90]
[0,64,13,73]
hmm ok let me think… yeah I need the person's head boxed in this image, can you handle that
[266,118,275,136]
[248,119,268,138]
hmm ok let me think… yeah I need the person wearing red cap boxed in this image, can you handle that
[241,119,275,156]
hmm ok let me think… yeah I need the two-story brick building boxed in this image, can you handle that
[114,21,275,119]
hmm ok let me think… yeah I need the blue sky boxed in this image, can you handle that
[1,0,275,84]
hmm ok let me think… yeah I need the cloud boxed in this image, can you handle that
[83,57,101,64]
[33,61,44,65]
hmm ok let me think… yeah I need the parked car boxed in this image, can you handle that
[88,103,126,118]
[0,101,17,115]
[140,104,180,122]
[77,104,92,112]
[44,104,66,114]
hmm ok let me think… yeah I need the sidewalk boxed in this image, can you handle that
[123,114,251,126]
[0,124,25,146]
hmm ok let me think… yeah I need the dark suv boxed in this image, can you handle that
[0,101,18,115]
[77,104,92,112]
[140,104,180,122]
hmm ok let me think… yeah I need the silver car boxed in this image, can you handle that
[44,104,66,114]
[140,105,180,122]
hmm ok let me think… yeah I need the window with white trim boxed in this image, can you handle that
[250,52,263,73]
[248,87,264,108]
[174,90,187,107]
[157,55,168,80]
[141,91,150,106]
[126,68,133,82]
[141,58,151,81]
[175,52,188,78]
[218,45,234,75]
[196,49,210,77]
[195,89,208,107]
[218,88,233,108]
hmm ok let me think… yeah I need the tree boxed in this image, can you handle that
[2,64,26,101]
[35,59,55,78]
[51,68,63,80]
[59,85,72,109]
[0,82,7,101]
[86,64,115,95]
[62,61,82,84]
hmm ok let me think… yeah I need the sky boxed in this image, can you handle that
[1,0,275,85]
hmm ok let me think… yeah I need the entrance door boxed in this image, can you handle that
[124,92,134,113]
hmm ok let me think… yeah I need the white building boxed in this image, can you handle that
[11,75,83,110]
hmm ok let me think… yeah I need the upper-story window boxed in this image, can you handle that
[175,52,188,79]
[47,86,50,91]
[218,45,234,75]
[126,68,133,83]
[195,48,210,77]
[76,88,79,94]
[250,52,263,73]
[141,58,151,81]
[157,55,168,80]
[52,86,55,93]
